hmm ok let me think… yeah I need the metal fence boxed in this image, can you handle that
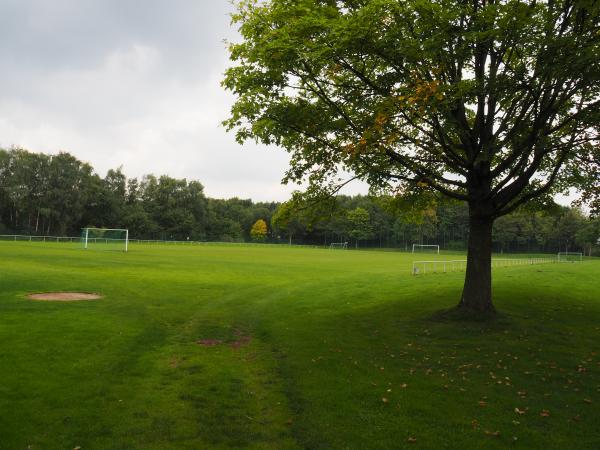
[0,234,80,243]
[412,257,558,275]
[0,234,322,249]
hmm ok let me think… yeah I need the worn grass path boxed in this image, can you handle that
[0,242,598,449]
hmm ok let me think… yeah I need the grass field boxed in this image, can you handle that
[0,242,599,449]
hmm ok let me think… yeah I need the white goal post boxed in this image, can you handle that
[82,228,129,252]
[329,242,348,250]
[557,252,583,262]
[412,244,440,254]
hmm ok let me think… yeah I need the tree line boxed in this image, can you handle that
[271,193,599,256]
[0,148,277,242]
[1,147,598,254]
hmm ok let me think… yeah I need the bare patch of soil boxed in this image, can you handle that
[27,292,102,302]
[196,329,252,349]
[231,329,252,349]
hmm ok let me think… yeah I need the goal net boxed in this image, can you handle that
[81,228,129,252]
[557,252,583,262]
[412,244,440,254]
[329,242,348,250]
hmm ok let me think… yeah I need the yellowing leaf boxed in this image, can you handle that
[484,430,500,437]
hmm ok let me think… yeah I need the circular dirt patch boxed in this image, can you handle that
[27,292,102,302]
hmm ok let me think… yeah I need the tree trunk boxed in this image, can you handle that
[459,213,495,314]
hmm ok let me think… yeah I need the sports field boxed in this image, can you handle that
[0,242,599,449]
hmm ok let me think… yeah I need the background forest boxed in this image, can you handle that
[1,148,598,254]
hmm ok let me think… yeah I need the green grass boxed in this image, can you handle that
[0,242,599,449]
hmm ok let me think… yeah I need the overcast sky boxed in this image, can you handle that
[0,1,577,206]
[0,0,366,201]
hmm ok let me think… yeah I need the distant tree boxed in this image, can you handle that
[123,203,156,238]
[554,208,587,252]
[271,201,307,245]
[207,199,244,241]
[493,215,521,253]
[347,207,373,248]
[96,167,127,228]
[250,219,268,242]
[575,218,600,256]
[140,175,208,240]
[46,152,95,235]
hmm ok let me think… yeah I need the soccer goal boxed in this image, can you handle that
[557,252,583,262]
[81,228,129,252]
[329,241,348,250]
[412,244,440,254]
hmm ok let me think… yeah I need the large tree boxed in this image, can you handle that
[223,0,600,314]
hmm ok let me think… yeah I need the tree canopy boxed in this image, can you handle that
[250,218,269,241]
[347,206,374,247]
[224,0,600,314]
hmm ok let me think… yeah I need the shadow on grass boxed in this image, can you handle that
[429,306,507,324]
[264,281,600,449]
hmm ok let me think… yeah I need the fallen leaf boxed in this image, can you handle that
[540,409,551,417]
[514,408,526,415]
[484,430,500,437]
[407,437,417,443]
[479,400,487,407]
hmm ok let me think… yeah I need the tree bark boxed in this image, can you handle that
[459,212,495,314]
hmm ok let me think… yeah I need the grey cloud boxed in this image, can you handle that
[0,0,367,201]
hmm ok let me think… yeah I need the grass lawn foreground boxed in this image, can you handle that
[0,241,599,449]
